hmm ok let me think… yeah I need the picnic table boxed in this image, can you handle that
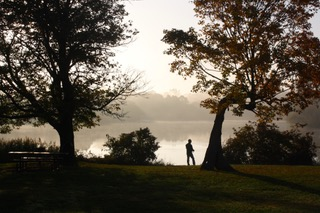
[8,151,67,171]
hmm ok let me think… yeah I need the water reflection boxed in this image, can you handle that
[155,139,209,165]
[82,120,252,165]
[3,120,312,165]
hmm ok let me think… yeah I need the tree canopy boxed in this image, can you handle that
[162,0,320,170]
[0,0,143,160]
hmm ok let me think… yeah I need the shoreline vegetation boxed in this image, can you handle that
[1,163,320,212]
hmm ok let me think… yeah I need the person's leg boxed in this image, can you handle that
[187,155,190,165]
[191,154,195,165]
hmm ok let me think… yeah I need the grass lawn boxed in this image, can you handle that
[0,162,320,213]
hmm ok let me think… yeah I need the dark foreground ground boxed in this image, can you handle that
[0,163,320,213]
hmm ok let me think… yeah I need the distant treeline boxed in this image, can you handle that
[287,104,320,129]
[101,92,257,123]
[102,92,320,127]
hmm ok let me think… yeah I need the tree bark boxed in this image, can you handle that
[201,98,235,171]
[57,66,77,165]
[57,120,76,165]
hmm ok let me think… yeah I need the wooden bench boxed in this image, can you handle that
[8,151,67,171]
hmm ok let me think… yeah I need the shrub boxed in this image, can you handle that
[223,123,317,165]
[104,127,160,165]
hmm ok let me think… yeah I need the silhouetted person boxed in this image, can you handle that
[186,139,195,165]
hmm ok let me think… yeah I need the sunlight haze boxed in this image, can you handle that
[116,0,320,95]
[116,0,199,95]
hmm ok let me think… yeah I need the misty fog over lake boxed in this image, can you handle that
[0,120,260,165]
[1,93,319,165]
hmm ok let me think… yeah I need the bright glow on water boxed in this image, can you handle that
[85,139,208,165]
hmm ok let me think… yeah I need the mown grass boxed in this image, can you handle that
[0,163,320,213]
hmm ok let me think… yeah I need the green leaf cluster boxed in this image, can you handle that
[104,127,160,165]
[223,123,317,165]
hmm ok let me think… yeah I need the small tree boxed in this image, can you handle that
[223,123,317,165]
[104,128,160,165]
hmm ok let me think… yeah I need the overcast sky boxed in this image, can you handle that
[116,0,320,95]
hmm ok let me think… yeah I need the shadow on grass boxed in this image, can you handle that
[188,168,320,212]
[1,164,320,212]
[0,166,189,213]
[234,170,320,196]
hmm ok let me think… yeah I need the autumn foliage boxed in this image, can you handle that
[163,0,320,170]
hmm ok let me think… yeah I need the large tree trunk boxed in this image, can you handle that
[56,106,76,165]
[201,98,234,171]
[57,67,76,165]
[57,121,76,165]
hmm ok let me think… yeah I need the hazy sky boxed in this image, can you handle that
[116,0,320,95]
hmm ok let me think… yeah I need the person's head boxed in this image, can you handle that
[188,139,192,143]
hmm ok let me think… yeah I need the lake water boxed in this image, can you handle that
[83,120,251,165]
[2,119,318,165]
